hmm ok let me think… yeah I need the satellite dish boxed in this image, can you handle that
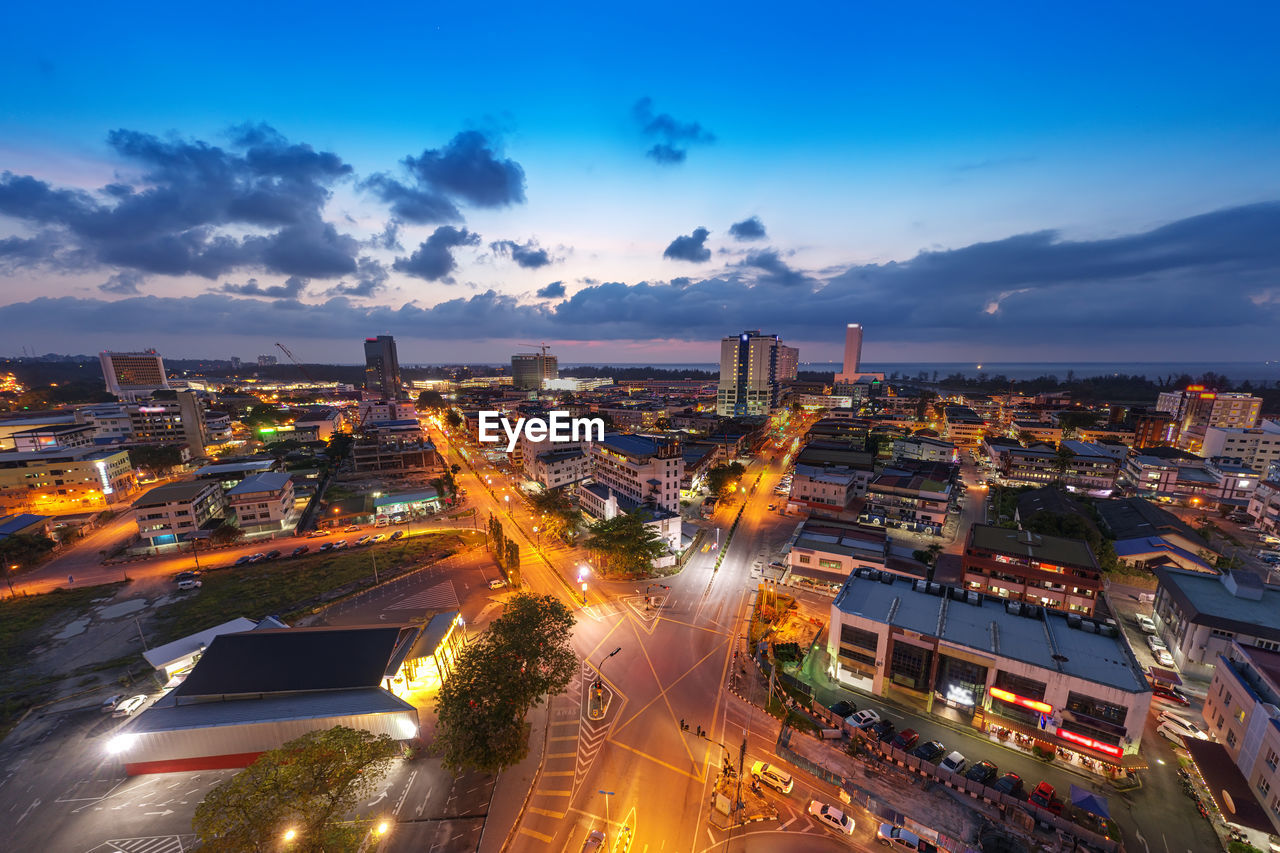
[1223,790,1236,814]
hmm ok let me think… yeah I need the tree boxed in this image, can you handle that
[911,543,944,582]
[528,488,582,542]
[416,390,447,411]
[1052,443,1075,480]
[0,533,56,570]
[1017,430,1036,446]
[704,462,747,499]
[505,540,521,586]
[433,593,576,773]
[583,511,669,577]
[444,409,463,430]
[210,523,245,545]
[192,726,398,853]
[128,444,185,474]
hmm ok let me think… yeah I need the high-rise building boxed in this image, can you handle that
[716,330,782,416]
[363,335,404,401]
[229,357,242,370]
[777,345,799,382]
[1157,387,1262,452]
[100,350,170,401]
[835,323,863,383]
[511,351,558,391]
[257,354,278,367]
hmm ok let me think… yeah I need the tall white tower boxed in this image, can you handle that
[835,323,863,383]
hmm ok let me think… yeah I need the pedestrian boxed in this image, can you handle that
[680,718,686,731]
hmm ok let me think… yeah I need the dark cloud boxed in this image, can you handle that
[738,249,813,287]
[663,227,712,263]
[535,280,566,299]
[362,130,525,223]
[0,231,65,270]
[327,258,390,298]
[0,125,357,279]
[729,216,767,241]
[222,275,309,299]
[98,271,146,294]
[491,238,554,269]
[366,220,403,251]
[632,97,715,165]
[392,226,480,282]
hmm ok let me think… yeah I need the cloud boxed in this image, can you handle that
[535,280,566,299]
[392,226,481,282]
[0,125,358,279]
[222,275,309,299]
[632,97,716,165]
[491,238,554,269]
[738,249,814,287]
[327,258,390,298]
[366,220,403,251]
[729,216,767,241]
[663,227,712,262]
[98,271,146,294]
[0,231,65,270]
[362,130,526,222]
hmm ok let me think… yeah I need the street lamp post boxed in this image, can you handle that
[598,790,615,843]
[5,564,17,598]
[532,525,540,549]
[593,646,622,689]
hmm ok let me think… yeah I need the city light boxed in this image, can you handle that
[988,687,1052,714]
[283,828,297,842]
[106,733,137,754]
[376,821,390,836]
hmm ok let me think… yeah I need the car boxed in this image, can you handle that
[579,829,606,852]
[827,700,857,719]
[174,570,198,582]
[389,530,404,541]
[178,578,202,590]
[318,542,334,552]
[332,540,348,550]
[290,545,309,557]
[807,801,854,835]
[100,694,124,714]
[234,555,254,566]
[344,525,362,533]
[246,552,267,564]
[1158,717,1209,744]
[1151,682,1191,704]
[488,578,507,589]
[369,533,386,543]
[846,709,881,729]
[876,824,927,849]
[306,529,330,538]
[1155,648,1176,668]
[264,550,281,560]
[112,694,148,718]
[965,761,998,785]
[910,741,946,763]
[992,773,1024,797]
[1028,781,1062,814]
[355,535,371,545]
[939,751,967,774]
[870,719,896,742]
[890,729,919,751]
[374,517,389,528]
[1136,614,1157,634]
[750,761,794,794]
[1146,635,1167,653]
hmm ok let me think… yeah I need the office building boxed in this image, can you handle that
[788,464,871,516]
[776,345,799,382]
[226,472,298,533]
[1202,420,1280,476]
[1152,568,1280,676]
[1156,387,1263,452]
[511,351,558,391]
[962,524,1102,615]
[0,446,136,513]
[584,434,684,515]
[257,354,278,367]
[943,406,987,448]
[892,435,957,465]
[863,463,954,535]
[716,330,782,416]
[828,572,1151,769]
[987,440,1123,492]
[834,323,863,383]
[363,335,405,401]
[132,480,227,546]
[351,421,441,476]
[100,350,170,401]
[1119,453,1259,509]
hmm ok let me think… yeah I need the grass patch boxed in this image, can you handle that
[152,531,483,644]
[0,583,126,670]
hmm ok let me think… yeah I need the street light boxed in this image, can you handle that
[598,790,615,843]
[532,525,540,548]
[5,564,17,598]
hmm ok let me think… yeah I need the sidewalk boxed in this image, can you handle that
[477,696,552,853]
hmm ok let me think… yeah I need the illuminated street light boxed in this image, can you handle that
[376,821,390,836]
[283,828,298,842]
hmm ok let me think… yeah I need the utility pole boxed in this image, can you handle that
[372,551,379,584]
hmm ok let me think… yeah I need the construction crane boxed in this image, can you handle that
[519,343,552,357]
[275,342,314,383]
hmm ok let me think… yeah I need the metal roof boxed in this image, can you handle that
[124,687,415,734]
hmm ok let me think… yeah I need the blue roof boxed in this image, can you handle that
[1113,537,1212,570]
[226,472,294,496]
[0,513,50,537]
[601,433,662,458]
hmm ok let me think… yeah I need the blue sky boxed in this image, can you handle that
[1,1,1278,364]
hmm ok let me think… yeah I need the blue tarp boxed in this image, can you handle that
[1069,784,1111,818]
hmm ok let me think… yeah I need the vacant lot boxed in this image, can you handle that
[151,530,484,644]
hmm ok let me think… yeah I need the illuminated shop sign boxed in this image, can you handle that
[137,407,166,413]
[94,459,114,495]
[946,685,975,707]
[989,687,1052,714]
[1056,727,1122,757]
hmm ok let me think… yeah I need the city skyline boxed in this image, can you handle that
[2,1,1279,363]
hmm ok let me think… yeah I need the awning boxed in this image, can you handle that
[1183,739,1275,835]
[1147,666,1183,686]
[1069,785,1111,819]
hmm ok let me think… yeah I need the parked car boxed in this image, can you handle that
[306,529,330,538]
[488,578,507,589]
[234,555,254,566]
[246,552,267,564]
[369,534,386,543]
[890,729,919,751]
[1146,635,1167,653]
[910,741,946,763]
[332,540,348,550]
[374,517,390,528]
[178,578,202,590]
[870,719,896,742]
[100,694,124,714]
[318,542,334,552]
[1136,614,1157,634]
[750,761,794,794]
[1151,682,1190,705]
[939,751,967,774]
[965,761,998,785]
[290,546,309,557]
[174,571,198,583]
[344,525,362,533]
[1158,716,1209,744]
[264,550,281,560]
[807,801,854,835]
[579,829,605,852]
[1028,781,1062,814]
[993,773,1024,797]
[355,535,371,546]
[1154,648,1176,668]
[389,530,405,541]
[112,694,148,718]
[846,709,881,729]
[828,700,857,719]
[877,824,928,849]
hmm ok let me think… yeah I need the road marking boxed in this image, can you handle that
[549,735,577,741]
[519,827,554,843]
[546,752,576,758]
[528,806,565,818]
[16,798,39,824]
[781,816,797,829]
[541,770,575,777]
[535,789,572,796]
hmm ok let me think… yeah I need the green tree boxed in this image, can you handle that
[1017,430,1036,446]
[444,409,463,430]
[704,462,747,499]
[433,593,576,772]
[505,540,520,586]
[528,488,582,542]
[416,390,447,411]
[584,511,669,577]
[0,533,56,570]
[912,543,944,582]
[128,444,185,474]
[192,726,398,853]
[210,523,245,545]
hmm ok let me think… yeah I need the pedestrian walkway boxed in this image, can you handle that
[385,580,460,610]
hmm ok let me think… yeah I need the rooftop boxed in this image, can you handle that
[599,433,667,459]
[833,573,1148,692]
[194,460,277,478]
[226,471,294,496]
[132,480,219,508]
[1096,497,1208,549]
[124,687,415,735]
[0,513,50,537]
[1155,568,1280,639]
[967,524,1098,569]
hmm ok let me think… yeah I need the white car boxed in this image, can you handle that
[1154,648,1176,668]
[939,750,967,774]
[1146,635,1167,653]
[488,578,507,589]
[112,694,148,718]
[750,761,794,794]
[877,824,926,849]
[1158,717,1208,744]
[808,800,855,835]
[846,709,882,729]
[1136,615,1157,634]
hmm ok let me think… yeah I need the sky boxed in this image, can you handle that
[1,1,1279,365]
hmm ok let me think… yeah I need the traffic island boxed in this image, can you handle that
[587,680,612,720]
[707,775,776,829]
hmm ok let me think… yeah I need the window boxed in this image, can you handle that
[1228,731,1237,747]
[819,559,841,570]
[1267,750,1278,772]
[1259,776,1271,797]
[798,554,810,564]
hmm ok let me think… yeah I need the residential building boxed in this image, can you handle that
[962,524,1102,615]
[100,350,169,401]
[1153,568,1280,677]
[834,323,863,383]
[511,351,558,390]
[132,480,227,546]
[363,335,405,401]
[352,421,440,476]
[1120,453,1259,509]
[0,447,136,513]
[1129,408,1176,449]
[1202,420,1280,476]
[776,344,799,382]
[357,399,418,425]
[828,572,1151,769]
[788,464,870,516]
[528,446,591,490]
[1246,480,1280,537]
[989,440,1122,492]
[943,405,987,448]
[892,435,957,465]
[584,433,684,514]
[226,472,297,533]
[863,462,953,535]
[716,330,782,416]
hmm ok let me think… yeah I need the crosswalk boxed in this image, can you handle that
[85,836,198,853]
[384,581,460,611]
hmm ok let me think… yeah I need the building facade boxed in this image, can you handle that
[716,330,782,416]
[511,352,558,390]
[100,350,170,400]
[226,472,297,533]
[132,480,227,546]
[834,323,863,383]
[1202,420,1280,476]
[962,524,1102,615]
[363,335,404,401]
[1152,568,1280,677]
[586,433,684,514]
[352,421,441,476]
[0,447,136,513]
